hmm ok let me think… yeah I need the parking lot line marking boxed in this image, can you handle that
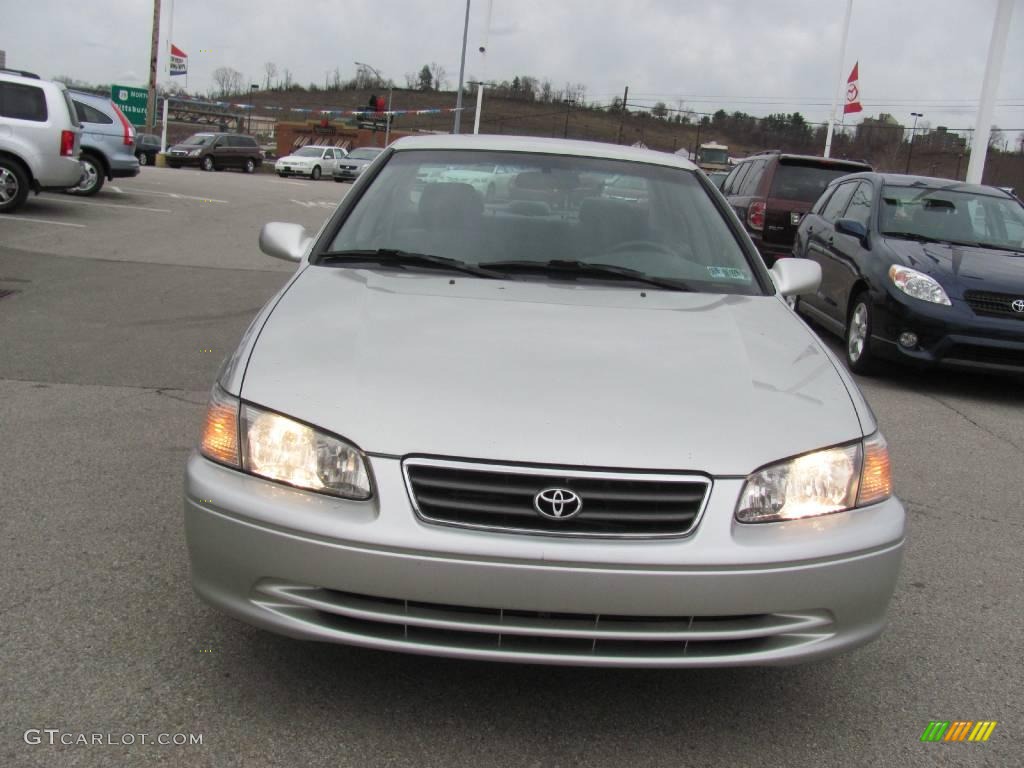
[0,215,86,228]
[274,180,308,187]
[109,185,124,193]
[117,187,229,203]
[37,198,171,214]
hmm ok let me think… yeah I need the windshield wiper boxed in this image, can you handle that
[478,259,693,292]
[318,249,499,278]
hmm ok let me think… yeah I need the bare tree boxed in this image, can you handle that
[989,125,1007,151]
[212,66,243,97]
[282,68,294,90]
[404,72,418,89]
[429,62,448,91]
[263,61,277,90]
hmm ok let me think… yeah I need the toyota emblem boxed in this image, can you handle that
[1011,298,1024,314]
[533,488,583,520]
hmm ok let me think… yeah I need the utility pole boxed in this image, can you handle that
[692,119,702,160]
[616,85,628,144]
[453,0,471,134]
[563,98,575,138]
[823,0,853,158]
[966,0,1014,184]
[146,0,161,134]
[905,112,923,174]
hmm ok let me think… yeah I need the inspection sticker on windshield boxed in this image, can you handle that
[707,266,750,281]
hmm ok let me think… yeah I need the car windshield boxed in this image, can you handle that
[324,149,765,295]
[880,185,1024,251]
[700,148,728,164]
[181,134,214,146]
[293,147,325,157]
[771,162,864,202]
[348,148,382,160]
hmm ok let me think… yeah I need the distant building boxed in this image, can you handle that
[918,126,967,152]
[856,113,903,149]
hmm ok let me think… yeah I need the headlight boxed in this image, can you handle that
[199,387,371,499]
[188,148,202,157]
[736,433,892,523]
[889,265,951,305]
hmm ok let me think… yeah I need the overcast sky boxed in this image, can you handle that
[3,0,1022,141]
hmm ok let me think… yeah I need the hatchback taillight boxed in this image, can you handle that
[111,102,134,146]
[748,200,766,231]
[60,130,75,157]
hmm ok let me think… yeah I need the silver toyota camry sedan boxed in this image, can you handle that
[185,135,904,667]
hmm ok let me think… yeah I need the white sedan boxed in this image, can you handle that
[274,146,348,180]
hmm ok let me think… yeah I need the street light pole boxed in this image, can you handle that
[453,0,471,134]
[355,61,393,146]
[905,112,923,174]
[563,99,576,138]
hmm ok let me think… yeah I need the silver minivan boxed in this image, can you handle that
[0,69,83,212]
[67,90,140,196]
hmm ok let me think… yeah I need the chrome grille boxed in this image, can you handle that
[403,458,710,537]
[253,582,834,665]
[964,290,1024,320]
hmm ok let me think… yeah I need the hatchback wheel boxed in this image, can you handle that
[311,165,321,181]
[70,155,104,196]
[0,159,30,213]
[137,152,149,166]
[845,292,876,375]
[244,158,256,174]
[201,155,215,172]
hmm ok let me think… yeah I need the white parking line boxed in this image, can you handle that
[274,180,308,187]
[37,198,171,214]
[115,187,229,204]
[291,200,337,209]
[0,215,86,228]
[109,185,124,194]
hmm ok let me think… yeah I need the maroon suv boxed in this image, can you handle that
[720,151,871,265]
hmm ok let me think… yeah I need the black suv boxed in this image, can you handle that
[166,132,262,173]
[720,151,871,265]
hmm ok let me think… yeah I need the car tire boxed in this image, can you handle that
[0,158,30,213]
[244,158,256,174]
[311,165,321,181]
[137,152,149,166]
[70,154,105,196]
[845,292,876,375]
[277,172,286,177]
[201,155,215,172]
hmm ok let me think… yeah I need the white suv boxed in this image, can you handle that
[0,69,84,213]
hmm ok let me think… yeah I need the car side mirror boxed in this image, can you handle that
[259,222,310,263]
[770,258,821,297]
[835,218,869,246]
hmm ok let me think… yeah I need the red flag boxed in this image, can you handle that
[844,62,862,114]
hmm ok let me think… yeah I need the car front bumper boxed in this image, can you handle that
[872,292,1024,373]
[184,452,906,667]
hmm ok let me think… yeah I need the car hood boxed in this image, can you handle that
[278,154,316,163]
[241,269,864,475]
[884,238,1024,297]
[340,157,374,166]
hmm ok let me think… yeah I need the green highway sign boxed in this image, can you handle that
[110,84,148,127]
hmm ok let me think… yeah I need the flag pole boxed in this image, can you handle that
[824,0,853,158]
[966,0,1014,184]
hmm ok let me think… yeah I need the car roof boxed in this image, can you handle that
[739,152,870,169]
[830,171,1014,198]
[389,134,698,171]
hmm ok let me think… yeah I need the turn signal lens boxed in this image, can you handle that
[200,386,240,467]
[857,432,892,506]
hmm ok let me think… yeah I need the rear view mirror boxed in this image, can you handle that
[835,218,869,245]
[259,222,310,263]
[771,258,821,297]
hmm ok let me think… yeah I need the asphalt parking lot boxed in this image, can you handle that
[1,167,1021,768]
